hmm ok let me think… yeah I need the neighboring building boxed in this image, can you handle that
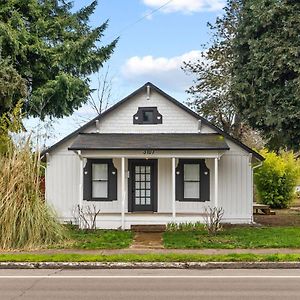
[43,82,263,229]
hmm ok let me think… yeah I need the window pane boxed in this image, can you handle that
[143,111,153,122]
[184,164,200,181]
[184,182,199,199]
[140,166,145,173]
[92,164,108,180]
[146,197,151,205]
[92,181,108,198]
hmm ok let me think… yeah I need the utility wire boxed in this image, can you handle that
[105,0,175,41]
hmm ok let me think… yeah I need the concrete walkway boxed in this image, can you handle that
[1,248,300,255]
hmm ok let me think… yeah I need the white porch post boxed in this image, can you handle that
[121,157,126,230]
[172,157,176,221]
[214,157,219,208]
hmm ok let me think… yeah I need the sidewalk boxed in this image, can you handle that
[2,247,300,255]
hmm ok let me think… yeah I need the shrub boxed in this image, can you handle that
[166,222,204,232]
[203,206,224,235]
[254,150,300,208]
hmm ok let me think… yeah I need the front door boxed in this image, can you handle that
[128,159,157,212]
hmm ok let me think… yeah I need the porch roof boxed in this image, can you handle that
[68,133,230,151]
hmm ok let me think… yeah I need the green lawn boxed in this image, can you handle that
[163,226,300,249]
[0,253,300,262]
[53,227,133,250]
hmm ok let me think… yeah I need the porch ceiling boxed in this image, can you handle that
[68,133,230,151]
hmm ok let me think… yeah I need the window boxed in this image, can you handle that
[83,159,117,201]
[175,159,210,202]
[133,107,162,124]
[92,163,108,198]
[184,164,200,199]
[142,110,154,123]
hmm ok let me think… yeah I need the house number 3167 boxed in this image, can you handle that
[143,150,155,154]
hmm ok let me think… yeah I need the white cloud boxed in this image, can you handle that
[121,50,203,91]
[143,0,225,14]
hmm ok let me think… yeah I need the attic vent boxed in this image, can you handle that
[133,107,163,125]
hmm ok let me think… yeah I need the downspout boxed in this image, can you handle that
[75,150,83,226]
[251,158,263,223]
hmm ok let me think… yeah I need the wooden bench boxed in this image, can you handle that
[253,202,276,215]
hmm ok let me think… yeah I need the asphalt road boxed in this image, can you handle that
[1,269,300,299]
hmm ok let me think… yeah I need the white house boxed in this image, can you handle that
[43,82,263,229]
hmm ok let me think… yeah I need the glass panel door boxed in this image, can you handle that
[131,161,155,211]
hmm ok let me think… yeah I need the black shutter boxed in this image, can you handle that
[175,160,183,201]
[83,159,92,201]
[108,161,117,201]
[200,160,210,202]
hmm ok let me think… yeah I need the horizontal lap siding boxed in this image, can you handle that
[93,90,210,134]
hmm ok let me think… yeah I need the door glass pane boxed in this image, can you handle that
[92,164,108,180]
[184,164,200,181]
[134,164,152,207]
[92,181,107,198]
[184,182,199,198]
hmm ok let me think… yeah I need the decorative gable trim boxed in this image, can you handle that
[133,107,163,124]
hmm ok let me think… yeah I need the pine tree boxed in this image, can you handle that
[0,0,117,119]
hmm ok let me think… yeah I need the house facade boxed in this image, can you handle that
[44,82,263,229]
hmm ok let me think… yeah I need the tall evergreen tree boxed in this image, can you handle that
[0,0,117,119]
[231,0,300,151]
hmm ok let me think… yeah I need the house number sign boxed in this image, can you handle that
[143,150,155,155]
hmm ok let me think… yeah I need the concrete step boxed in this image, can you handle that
[131,224,166,233]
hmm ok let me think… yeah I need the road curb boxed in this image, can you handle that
[1,262,300,269]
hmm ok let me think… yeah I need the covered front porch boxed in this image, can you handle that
[69,133,230,229]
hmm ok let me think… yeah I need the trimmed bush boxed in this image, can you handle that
[254,150,300,208]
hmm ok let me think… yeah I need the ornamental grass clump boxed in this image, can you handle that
[0,141,66,249]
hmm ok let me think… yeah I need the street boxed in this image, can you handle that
[0,269,300,299]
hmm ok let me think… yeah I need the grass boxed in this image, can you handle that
[58,228,134,250]
[163,226,300,249]
[0,253,300,262]
[0,135,66,250]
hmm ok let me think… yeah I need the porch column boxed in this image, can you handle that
[172,157,176,220]
[121,157,126,230]
[214,157,219,207]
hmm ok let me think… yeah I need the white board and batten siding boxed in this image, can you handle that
[45,88,253,227]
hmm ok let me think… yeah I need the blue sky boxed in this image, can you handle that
[26,0,226,146]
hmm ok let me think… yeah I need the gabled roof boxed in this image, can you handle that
[43,82,264,161]
[69,133,230,151]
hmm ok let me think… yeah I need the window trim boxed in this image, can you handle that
[86,159,117,202]
[133,107,163,125]
[176,159,210,202]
